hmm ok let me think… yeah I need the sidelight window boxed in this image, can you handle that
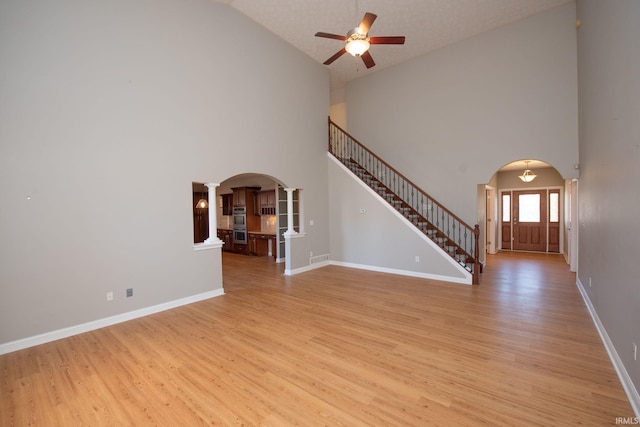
[549,192,559,223]
[502,194,511,222]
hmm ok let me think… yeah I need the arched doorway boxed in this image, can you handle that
[214,173,292,261]
[482,160,570,258]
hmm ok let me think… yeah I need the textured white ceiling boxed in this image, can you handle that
[214,0,572,92]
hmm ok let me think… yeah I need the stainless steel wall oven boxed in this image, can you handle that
[232,207,247,244]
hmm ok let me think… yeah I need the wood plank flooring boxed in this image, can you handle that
[1,251,635,425]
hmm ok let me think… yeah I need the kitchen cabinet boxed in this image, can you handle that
[233,243,249,255]
[232,187,261,229]
[248,232,276,257]
[248,234,258,255]
[232,187,260,208]
[220,229,274,257]
[233,188,246,207]
[217,229,233,251]
[221,194,232,216]
[219,228,254,254]
[257,190,276,215]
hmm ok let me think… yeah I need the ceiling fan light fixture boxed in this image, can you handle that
[345,28,370,56]
[518,161,537,183]
[345,38,370,56]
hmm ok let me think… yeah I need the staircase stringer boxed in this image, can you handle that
[328,117,480,284]
[330,155,473,284]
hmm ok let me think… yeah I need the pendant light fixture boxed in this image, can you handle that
[519,161,537,183]
[196,185,208,209]
[195,198,208,209]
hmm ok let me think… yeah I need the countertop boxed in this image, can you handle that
[247,231,276,237]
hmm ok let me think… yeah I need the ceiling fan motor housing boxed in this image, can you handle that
[348,27,368,38]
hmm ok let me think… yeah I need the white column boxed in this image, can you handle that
[204,182,223,245]
[283,187,298,236]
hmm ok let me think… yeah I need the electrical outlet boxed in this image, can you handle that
[415,255,420,263]
[589,277,592,287]
[126,288,133,298]
[633,342,637,361]
[106,292,113,301]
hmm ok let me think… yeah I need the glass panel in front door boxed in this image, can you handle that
[518,194,541,222]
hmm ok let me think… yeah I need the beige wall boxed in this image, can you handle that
[328,157,468,282]
[0,0,329,345]
[346,3,578,226]
[330,102,348,130]
[576,0,640,401]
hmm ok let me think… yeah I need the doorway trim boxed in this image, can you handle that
[499,185,564,253]
[486,186,497,255]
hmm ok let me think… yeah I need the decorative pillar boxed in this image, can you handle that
[283,187,298,236]
[204,182,223,245]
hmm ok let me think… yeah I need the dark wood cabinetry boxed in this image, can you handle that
[232,187,260,208]
[217,229,232,250]
[248,232,276,257]
[256,190,276,215]
[221,229,274,257]
[224,187,276,257]
[233,243,249,255]
[221,194,232,216]
[232,188,247,207]
[232,186,261,230]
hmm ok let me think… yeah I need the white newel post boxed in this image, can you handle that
[284,187,298,237]
[204,182,223,245]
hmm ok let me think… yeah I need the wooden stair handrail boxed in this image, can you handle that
[328,117,480,284]
[329,118,475,235]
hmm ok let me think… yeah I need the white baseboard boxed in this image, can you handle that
[0,289,225,355]
[330,261,472,285]
[285,260,331,276]
[576,278,640,417]
[285,259,470,284]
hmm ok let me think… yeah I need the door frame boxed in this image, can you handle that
[513,189,548,252]
[568,179,579,272]
[498,185,565,253]
[486,186,497,255]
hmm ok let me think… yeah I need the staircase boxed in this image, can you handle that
[328,118,480,284]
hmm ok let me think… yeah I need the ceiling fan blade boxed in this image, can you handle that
[370,36,406,45]
[359,12,377,34]
[361,50,375,69]
[315,32,348,41]
[324,48,347,65]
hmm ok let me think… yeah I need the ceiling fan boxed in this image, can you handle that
[315,12,406,69]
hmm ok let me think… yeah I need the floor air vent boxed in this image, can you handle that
[309,254,330,265]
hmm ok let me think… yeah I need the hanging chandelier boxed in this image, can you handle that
[519,161,537,183]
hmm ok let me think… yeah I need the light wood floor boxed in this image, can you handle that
[1,251,634,426]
